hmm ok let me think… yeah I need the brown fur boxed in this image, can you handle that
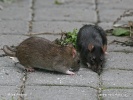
[3,37,80,75]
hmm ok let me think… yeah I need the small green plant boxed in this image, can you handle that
[54,0,63,5]
[11,96,14,100]
[55,29,78,48]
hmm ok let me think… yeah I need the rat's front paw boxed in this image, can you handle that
[25,67,35,72]
[66,70,75,75]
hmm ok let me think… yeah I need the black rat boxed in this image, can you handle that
[3,37,80,75]
[76,25,107,74]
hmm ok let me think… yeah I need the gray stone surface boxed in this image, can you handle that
[0,35,28,48]
[0,34,60,48]
[98,0,133,25]
[26,68,99,88]
[0,56,16,67]
[98,22,113,30]
[0,7,31,21]
[25,86,97,100]
[108,44,133,52]
[105,52,133,70]
[107,36,133,52]
[32,21,92,34]
[99,9,125,22]
[98,0,133,10]
[0,66,22,86]
[34,0,95,8]
[0,0,32,8]
[0,21,29,34]
[34,7,97,22]
[101,70,133,88]
[0,86,20,100]
[32,34,61,41]
[0,49,4,55]
[0,0,32,21]
[107,36,130,43]
[102,89,133,100]
[0,0,133,100]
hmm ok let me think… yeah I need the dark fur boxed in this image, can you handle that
[76,25,107,74]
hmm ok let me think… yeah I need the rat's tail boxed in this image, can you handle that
[3,45,16,57]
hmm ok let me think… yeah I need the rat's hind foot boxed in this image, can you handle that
[25,67,35,72]
[66,70,75,75]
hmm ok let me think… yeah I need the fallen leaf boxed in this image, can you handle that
[112,28,130,36]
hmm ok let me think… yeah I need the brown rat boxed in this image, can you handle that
[3,37,80,75]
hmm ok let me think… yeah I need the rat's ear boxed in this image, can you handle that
[72,48,77,58]
[102,45,107,53]
[88,43,94,51]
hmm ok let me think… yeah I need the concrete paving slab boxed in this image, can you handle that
[101,70,133,88]
[34,7,97,22]
[107,44,133,52]
[32,21,92,34]
[0,21,29,34]
[99,9,125,22]
[107,36,130,44]
[98,22,113,30]
[0,66,23,86]
[0,7,31,21]
[0,34,61,48]
[0,0,32,8]
[0,86,20,100]
[106,36,133,52]
[116,16,133,25]
[0,0,133,100]
[30,34,61,41]
[26,68,99,88]
[34,0,95,8]
[98,0,133,10]
[0,50,4,55]
[101,89,133,100]
[105,52,133,70]
[25,86,97,100]
[0,35,28,48]
[0,56,16,68]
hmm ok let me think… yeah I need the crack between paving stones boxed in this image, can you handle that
[28,0,35,34]
[103,68,133,72]
[0,33,61,35]
[30,19,94,23]
[25,32,63,35]
[25,84,98,90]
[102,87,133,90]
[109,50,133,53]
[0,54,7,57]
[95,0,103,99]
[94,0,100,25]
[98,75,103,100]
[18,71,27,100]
[17,0,35,99]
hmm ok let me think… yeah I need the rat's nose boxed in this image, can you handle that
[86,63,91,68]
